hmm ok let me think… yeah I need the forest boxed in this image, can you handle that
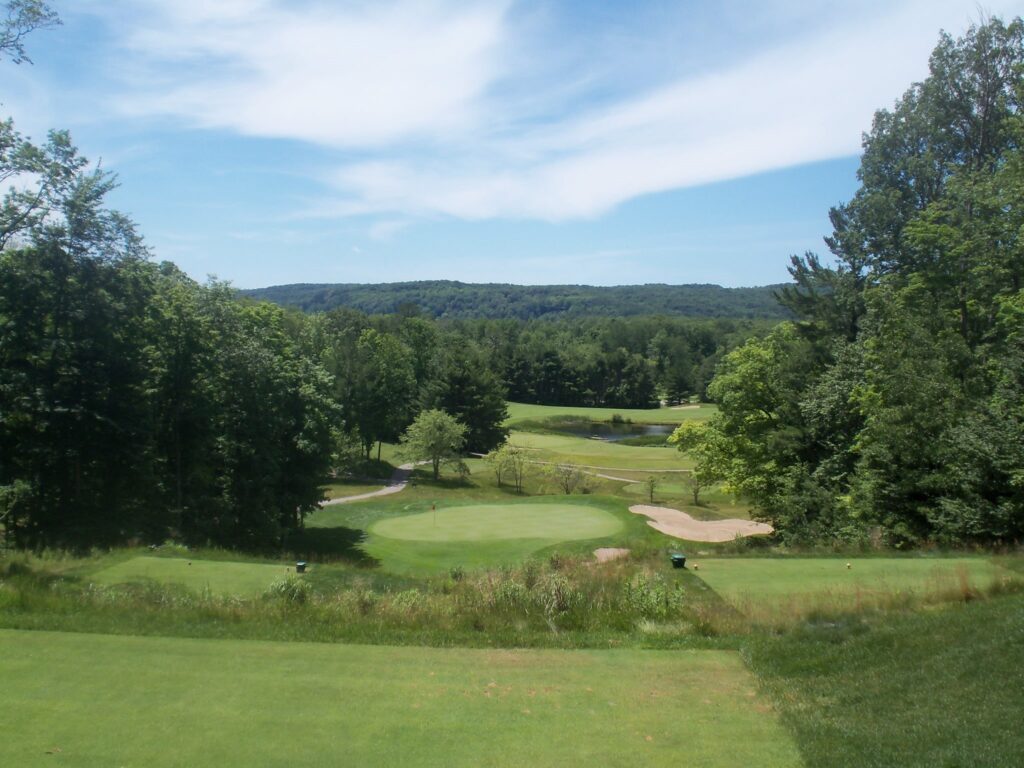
[679,17,1024,546]
[1,10,1022,552]
[242,280,790,319]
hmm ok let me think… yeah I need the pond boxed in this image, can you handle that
[549,419,675,442]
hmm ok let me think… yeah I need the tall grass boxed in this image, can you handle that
[0,552,732,649]
[2,551,1020,649]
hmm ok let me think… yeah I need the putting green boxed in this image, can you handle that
[0,629,801,767]
[93,556,292,597]
[364,502,626,574]
[371,503,623,542]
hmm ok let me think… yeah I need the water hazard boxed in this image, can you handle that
[550,420,674,442]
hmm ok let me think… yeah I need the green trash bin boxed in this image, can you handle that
[670,553,687,569]
[296,561,307,574]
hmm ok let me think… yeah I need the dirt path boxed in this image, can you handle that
[629,504,774,543]
[321,463,416,506]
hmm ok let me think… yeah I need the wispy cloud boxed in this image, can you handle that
[105,0,510,147]
[79,0,1019,223]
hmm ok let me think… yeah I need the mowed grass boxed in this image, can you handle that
[92,556,292,597]
[365,502,625,574]
[0,629,800,768]
[692,557,1011,610]
[372,503,623,541]
[506,401,715,425]
[511,431,690,471]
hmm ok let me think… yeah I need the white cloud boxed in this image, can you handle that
[323,0,1019,221]
[86,0,1023,221]
[109,0,510,147]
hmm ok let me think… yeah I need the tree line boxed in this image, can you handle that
[242,281,791,320]
[680,17,1024,546]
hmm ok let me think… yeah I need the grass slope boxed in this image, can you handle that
[747,591,1024,767]
[93,557,292,597]
[0,629,800,768]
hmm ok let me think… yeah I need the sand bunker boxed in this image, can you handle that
[629,505,773,543]
[593,547,630,563]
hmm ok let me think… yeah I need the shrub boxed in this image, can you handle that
[540,573,581,616]
[622,573,684,619]
[264,576,313,605]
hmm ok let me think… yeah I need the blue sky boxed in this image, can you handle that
[4,0,1019,287]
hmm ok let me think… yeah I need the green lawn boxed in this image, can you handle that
[92,556,294,597]
[692,557,1010,608]
[364,501,625,574]
[510,431,690,471]
[0,629,800,768]
[506,401,715,425]
[372,503,623,541]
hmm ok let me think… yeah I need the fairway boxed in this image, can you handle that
[0,629,801,768]
[692,557,1011,607]
[510,431,690,471]
[506,401,715,425]
[372,503,622,542]
[93,557,291,597]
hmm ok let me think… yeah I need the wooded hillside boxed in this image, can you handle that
[242,281,790,319]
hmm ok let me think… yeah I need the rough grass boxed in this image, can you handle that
[0,629,799,768]
[691,557,1014,623]
[746,590,1024,767]
[322,479,390,499]
[506,401,715,426]
[92,556,295,597]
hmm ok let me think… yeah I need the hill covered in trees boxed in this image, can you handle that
[242,281,790,320]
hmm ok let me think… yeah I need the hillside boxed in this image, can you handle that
[241,281,790,319]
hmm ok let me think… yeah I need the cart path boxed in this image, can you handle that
[320,463,417,506]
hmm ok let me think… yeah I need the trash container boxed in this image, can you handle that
[296,561,307,574]
[670,553,687,569]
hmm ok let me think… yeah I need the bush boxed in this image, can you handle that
[264,576,313,605]
[622,573,685,619]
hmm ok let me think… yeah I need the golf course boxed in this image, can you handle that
[4,9,1024,765]
[4,399,1023,767]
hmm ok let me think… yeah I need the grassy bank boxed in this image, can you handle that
[747,590,1024,767]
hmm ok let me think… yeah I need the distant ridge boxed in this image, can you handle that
[241,281,789,320]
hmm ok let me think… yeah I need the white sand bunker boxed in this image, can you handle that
[593,547,630,563]
[629,505,774,543]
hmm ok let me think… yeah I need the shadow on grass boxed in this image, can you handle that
[284,526,380,568]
